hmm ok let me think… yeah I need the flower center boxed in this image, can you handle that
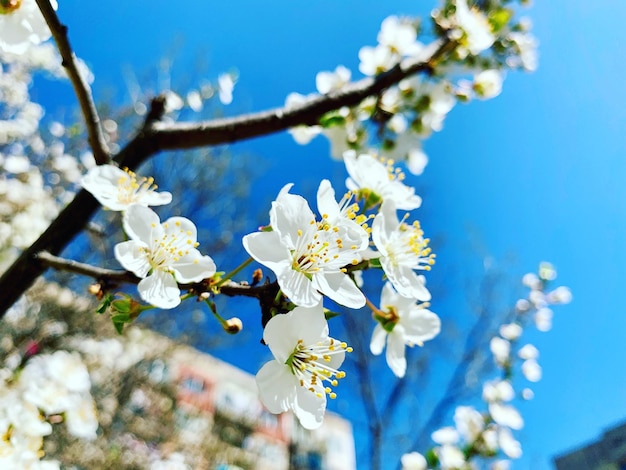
[0,0,21,14]
[116,168,159,205]
[291,223,350,276]
[375,305,400,333]
[386,218,435,270]
[143,221,199,272]
[286,338,351,399]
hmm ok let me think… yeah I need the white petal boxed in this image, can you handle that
[139,190,172,207]
[312,271,365,308]
[489,403,524,430]
[162,216,198,242]
[401,308,441,344]
[137,271,181,309]
[114,240,150,278]
[256,360,296,414]
[263,304,328,363]
[294,383,326,429]
[81,164,126,210]
[270,190,316,247]
[242,231,291,274]
[370,324,387,356]
[278,269,321,308]
[386,329,407,378]
[382,261,431,301]
[316,179,340,220]
[123,204,161,245]
[522,359,542,382]
[172,253,216,283]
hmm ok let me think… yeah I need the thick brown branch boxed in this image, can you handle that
[0,39,454,316]
[35,0,110,165]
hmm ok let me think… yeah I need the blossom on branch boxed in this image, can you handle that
[0,0,57,54]
[344,151,422,210]
[256,303,350,429]
[243,182,367,308]
[370,282,440,377]
[114,205,216,309]
[81,164,172,211]
[451,0,495,56]
[371,201,434,300]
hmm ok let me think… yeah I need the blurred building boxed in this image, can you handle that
[553,420,626,470]
[137,334,357,470]
[2,283,357,469]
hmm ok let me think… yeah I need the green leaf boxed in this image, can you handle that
[489,8,513,33]
[319,113,346,128]
[96,294,112,314]
[323,309,342,320]
[113,321,125,335]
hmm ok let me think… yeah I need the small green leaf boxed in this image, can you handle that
[96,293,112,314]
[323,309,342,320]
[489,8,513,33]
[113,321,125,335]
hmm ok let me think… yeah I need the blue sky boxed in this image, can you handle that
[40,0,626,468]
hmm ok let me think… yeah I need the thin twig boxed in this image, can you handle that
[35,0,110,165]
[34,251,276,300]
[35,251,139,285]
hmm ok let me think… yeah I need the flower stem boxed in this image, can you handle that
[204,298,227,327]
[215,257,254,287]
[365,295,385,318]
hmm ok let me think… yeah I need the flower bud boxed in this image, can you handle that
[224,317,243,334]
[0,0,21,14]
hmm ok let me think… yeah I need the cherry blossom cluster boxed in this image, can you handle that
[81,164,217,310]
[287,0,538,175]
[400,263,572,470]
[243,151,441,427]
[0,347,97,469]
[0,9,96,270]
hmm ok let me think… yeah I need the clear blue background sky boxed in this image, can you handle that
[40,1,626,468]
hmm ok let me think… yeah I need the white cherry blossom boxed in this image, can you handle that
[401,452,427,470]
[114,205,216,309]
[521,359,542,382]
[0,0,57,54]
[255,303,350,429]
[453,0,495,56]
[81,164,172,211]
[316,65,351,94]
[358,44,395,76]
[474,69,503,99]
[489,403,524,430]
[371,201,433,300]
[454,406,484,443]
[242,183,366,308]
[377,16,423,57]
[370,282,440,377]
[344,151,422,210]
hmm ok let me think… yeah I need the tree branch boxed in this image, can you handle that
[117,39,453,166]
[0,39,455,316]
[35,0,110,165]
[34,251,278,301]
